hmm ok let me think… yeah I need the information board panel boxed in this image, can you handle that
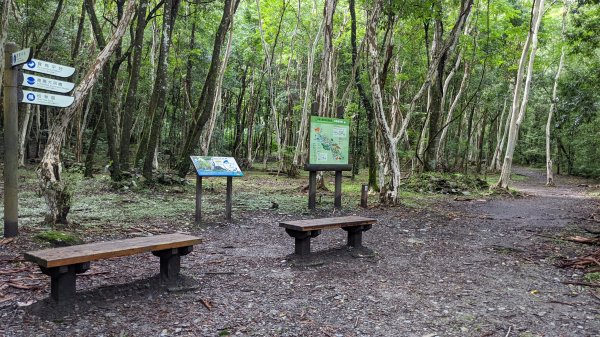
[309,116,350,165]
[190,156,244,177]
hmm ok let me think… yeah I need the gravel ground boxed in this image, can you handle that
[1,167,599,337]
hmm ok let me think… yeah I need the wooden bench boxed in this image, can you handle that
[279,216,377,255]
[24,233,201,302]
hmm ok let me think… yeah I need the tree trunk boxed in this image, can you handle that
[0,0,9,93]
[85,0,124,181]
[546,1,567,186]
[142,0,181,180]
[256,0,287,166]
[38,0,136,224]
[293,15,323,166]
[201,17,235,156]
[120,0,148,172]
[84,104,103,178]
[497,0,544,189]
[176,0,240,177]
[489,94,510,171]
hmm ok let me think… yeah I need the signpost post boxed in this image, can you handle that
[3,43,22,237]
[190,156,244,224]
[2,43,75,238]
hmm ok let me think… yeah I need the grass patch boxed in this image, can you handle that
[34,230,82,246]
[584,272,600,283]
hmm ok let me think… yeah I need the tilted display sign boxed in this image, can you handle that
[309,116,350,165]
[190,156,244,177]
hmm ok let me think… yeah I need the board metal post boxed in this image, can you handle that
[3,43,19,237]
[361,184,369,208]
[308,171,316,209]
[334,171,342,209]
[195,176,202,225]
[225,176,232,220]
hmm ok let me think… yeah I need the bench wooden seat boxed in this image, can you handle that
[279,216,376,255]
[24,233,201,302]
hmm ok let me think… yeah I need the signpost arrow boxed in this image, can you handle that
[19,72,74,93]
[23,59,75,77]
[18,89,74,108]
[11,48,33,67]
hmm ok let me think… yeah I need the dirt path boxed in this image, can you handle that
[2,168,599,337]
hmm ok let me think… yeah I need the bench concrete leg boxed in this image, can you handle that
[153,246,193,281]
[343,225,372,248]
[285,229,321,256]
[40,262,90,302]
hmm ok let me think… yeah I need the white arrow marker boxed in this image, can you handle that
[23,59,75,78]
[19,90,74,108]
[11,48,33,67]
[22,73,74,93]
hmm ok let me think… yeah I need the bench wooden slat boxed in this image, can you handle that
[24,233,202,268]
[279,216,376,231]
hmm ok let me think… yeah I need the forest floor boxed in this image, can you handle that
[1,166,599,337]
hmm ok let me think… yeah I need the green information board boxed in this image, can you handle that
[309,116,350,165]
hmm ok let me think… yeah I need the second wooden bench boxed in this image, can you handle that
[279,216,377,255]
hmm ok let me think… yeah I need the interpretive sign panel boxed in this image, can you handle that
[309,116,350,165]
[190,156,244,177]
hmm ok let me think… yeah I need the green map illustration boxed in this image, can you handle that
[309,116,350,165]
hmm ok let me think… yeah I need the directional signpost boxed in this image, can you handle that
[23,59,75,77]
[11,47,32,66]
[20,73,75,93]
[3,43,76,237]
[18,90,75,107]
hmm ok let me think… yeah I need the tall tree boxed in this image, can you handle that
[142,0,181,180]
[38,0,137,224]
[176,0,240,177]
[120,0,149,172]
[497,0,545,189]
[546,0,568,186]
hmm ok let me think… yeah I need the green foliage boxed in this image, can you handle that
[583,272,600,283]
[402,172,489,195]
[34,230,82,247]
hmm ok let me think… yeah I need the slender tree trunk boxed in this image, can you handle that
[35,0,64,52]
[120,0,148,172]
[143,0,181,180]
[84,104,103,177]
[546,1,567,186]
[490,94,509,171]
[0,0,10,93]
[497,0,544,189]
[85,0,124,181]
[38,0,136,224]
[18,105,32,167]
[435,58,469,168]
[71,2,86,60]
[176,0,240,177]
[256,0,287,166]
[293,14,323,166]
[201,17,234,156]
